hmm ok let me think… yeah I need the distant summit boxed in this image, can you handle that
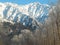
[0,2,51,30]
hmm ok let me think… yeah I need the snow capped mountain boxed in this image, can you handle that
[0,2,51,30]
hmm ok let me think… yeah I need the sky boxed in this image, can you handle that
[0,0,57,5]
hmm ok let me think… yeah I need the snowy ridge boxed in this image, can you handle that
[0,2,51,29]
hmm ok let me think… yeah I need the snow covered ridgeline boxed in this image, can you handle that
[0,2,51,30]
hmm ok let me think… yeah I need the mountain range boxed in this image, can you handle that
[0,2,51,30]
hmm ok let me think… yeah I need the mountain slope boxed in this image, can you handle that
[0,2,51,30]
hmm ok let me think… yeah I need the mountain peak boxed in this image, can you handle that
[0,2,51,30]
